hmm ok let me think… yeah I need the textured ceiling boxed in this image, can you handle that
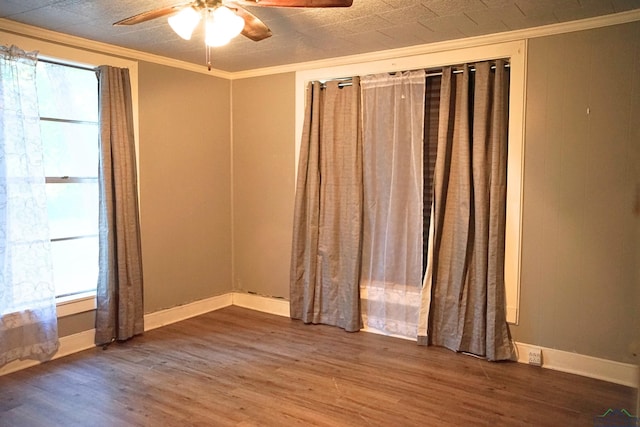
[1,0,640,72]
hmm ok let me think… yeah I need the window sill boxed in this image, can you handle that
[56,292,96,318]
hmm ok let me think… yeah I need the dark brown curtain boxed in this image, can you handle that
[289,79,363,332]
[95,66,144,345]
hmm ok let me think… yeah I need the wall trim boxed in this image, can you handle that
[0,18,232,79]
[513,342,639,389]
[2,9,640,79]
[232,292,290,317]
[143,293,233,331]
[234,292,639,388]
[56,294,96,318]
[231,9,640,79]
[0,293,234,377]
[0,329,95,377]
[3,293,637,390]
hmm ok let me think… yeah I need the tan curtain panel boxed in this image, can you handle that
[419,60,513,361]
[95,66,144,345]
[290,79,363,332]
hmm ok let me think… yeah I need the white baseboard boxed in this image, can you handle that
[3,293,637,389]
[233,293,639,388]
[143,293,233,331]
[361,325,416,342]
[0,328,95,377]
[0,294,234,378]
[232,292,290,317]
[514,341,639,388]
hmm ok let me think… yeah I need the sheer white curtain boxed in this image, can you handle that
[0,45,59,366]
[360,71,425,338]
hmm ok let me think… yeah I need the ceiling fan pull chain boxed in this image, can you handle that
[206,45,212,71]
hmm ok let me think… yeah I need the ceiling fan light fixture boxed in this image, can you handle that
[205,13,231,47]
[213,6,245,39]
[204,7,244,47]
[168,6,201,40]
[115,0,354,70]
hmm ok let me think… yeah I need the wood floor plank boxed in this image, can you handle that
[0,306,635,426]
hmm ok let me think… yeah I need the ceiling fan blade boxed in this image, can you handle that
[227,3,273,41]
[113,3,192,26]
[238,0,352,7]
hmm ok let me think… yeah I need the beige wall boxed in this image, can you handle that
[230,23,640,364]
[138,62,233,313]
[57,311,95,337]
[27,19,638,366]
[508,21,640,365]
[231,73,296,299]
[55,61,233,336]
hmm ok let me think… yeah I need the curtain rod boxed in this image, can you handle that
[322,62,511,88]
[427,62,511,77]
[38,57,96,72]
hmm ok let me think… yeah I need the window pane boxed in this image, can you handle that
[46,183,98,239]
[41,121,98,177]
[39,60,100,299]
[36,61,98,122]
[51,238,98,297]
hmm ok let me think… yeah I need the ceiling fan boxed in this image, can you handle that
[114,0,354,70]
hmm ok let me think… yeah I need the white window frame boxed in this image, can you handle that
[0,30,140,318]
[294,40,527,324]
[39,60,100,304]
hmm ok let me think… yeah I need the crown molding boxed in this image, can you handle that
[230,8,640,80]
[0,18,233,79]
[1,8,639,80]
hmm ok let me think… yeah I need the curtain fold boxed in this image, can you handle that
[0,45,59,366]
[95,65,144,345]
[360,71,425,338]
[419,61,513,361]
[290,79,363,332]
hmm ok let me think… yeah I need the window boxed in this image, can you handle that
[295,40,526,324]
[36,60,99,299]
[0,30,138,316]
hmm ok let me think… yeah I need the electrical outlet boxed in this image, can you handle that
[528,348,542,366]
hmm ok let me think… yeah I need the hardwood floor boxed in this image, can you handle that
[0,306,635,426]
